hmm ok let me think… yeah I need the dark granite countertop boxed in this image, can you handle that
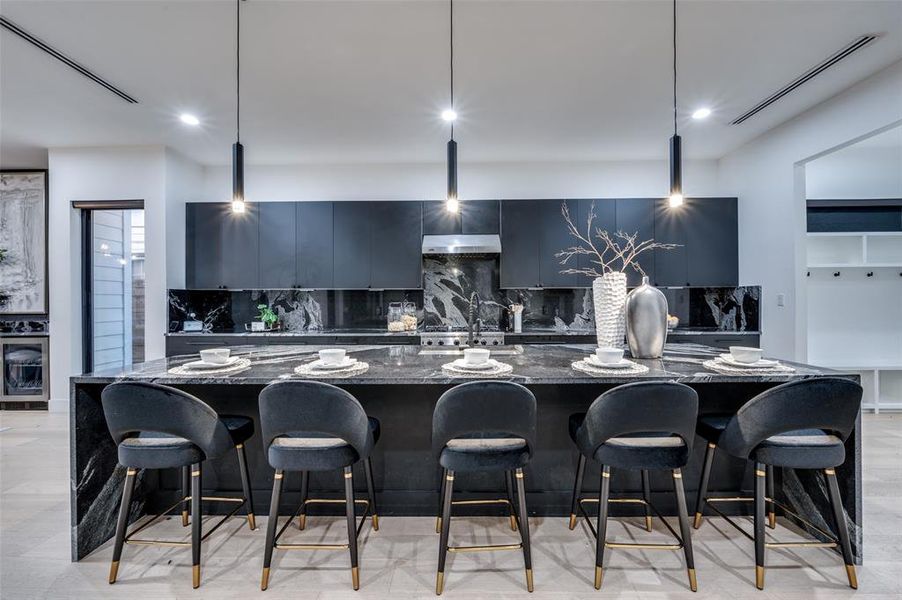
[74,343,850,386]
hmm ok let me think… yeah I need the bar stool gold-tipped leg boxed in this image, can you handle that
[755,565,765,590]
[192,564,201,589]
[436,571,444,595]
[688,568,697,592]
[510,513,518,531]
[260,567,270,591]
[298,514,307,530]
[108,561,119,584]
[352,566,360,591]
[435,516,441,534]
[568,513,577,530]
[248,513,257,531]
[768,510,776,529]
[645,515,653,532]
[181,509,189,527]
[845,564,858,589]
[693,512,702,529]
[526,568,534,592]
[594,566,603,590]
[372,514,380,531]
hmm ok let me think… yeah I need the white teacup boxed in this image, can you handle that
[729,346,763,364]
[199,348,230,365]
[595,347,624,365]
[319,348,347,365]
[463,348,491,366]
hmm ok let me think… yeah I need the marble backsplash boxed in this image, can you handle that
[169,256,759,333]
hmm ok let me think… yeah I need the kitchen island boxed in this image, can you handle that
[70,343,861,563]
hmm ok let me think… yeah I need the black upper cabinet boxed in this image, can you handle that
[370,201,422,288]
[500,200,541,288]
[687,198,738,286]
[653,197,739,287]
[333,202,372,289]
[297,202,334,288]
[259,202,297,288]
[220,204,260,289]
[423,199,499,235]
[575,199,616,285]
[615,198,656,287]
[653,199,689,287]
[186,203,224,289]
[461,200,500,234]
[423,201,461,235]
[539,199,580,287]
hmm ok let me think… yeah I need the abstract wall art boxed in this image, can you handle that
[0,170,48,315]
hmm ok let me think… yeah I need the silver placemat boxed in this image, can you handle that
[442,360,513,377]
[571,359,649,376]
[167,358,252,376]
[294,361,370,378]
[702,359,795,375]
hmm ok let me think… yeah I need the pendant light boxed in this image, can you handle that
[444,0,459,213]
[668,0,683,208]
[231,0,246,213]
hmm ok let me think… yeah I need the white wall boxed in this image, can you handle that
[806,140,902,199]
[202,159,722,203]
[164,149,205,289]
[47,146,174,403]
[718,59,902,361]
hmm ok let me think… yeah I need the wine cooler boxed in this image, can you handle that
[1,336,49,405]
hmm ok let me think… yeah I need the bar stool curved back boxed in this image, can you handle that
[257,380,380,591]
[101,381,257,589]
[568,381,699,592]
[431,381,537,594]
[693,377,862,590]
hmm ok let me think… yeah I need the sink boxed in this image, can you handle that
[418,345,524,357]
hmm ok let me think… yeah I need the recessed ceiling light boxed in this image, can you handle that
[691,108,711,120]
[441,109,457,122]
[180,113,200,126]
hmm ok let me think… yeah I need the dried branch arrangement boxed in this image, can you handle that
[556,201,680,278]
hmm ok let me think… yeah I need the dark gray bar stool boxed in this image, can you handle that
[568,381,699,591]
[692,377,862,590]
[258,380,379,591]
[432,381,537,594]
[101,382,256,589]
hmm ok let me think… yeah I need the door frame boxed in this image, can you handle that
[73,200,144,372]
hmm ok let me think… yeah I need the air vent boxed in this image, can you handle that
[731,35,878,125]
[0,16,138,103]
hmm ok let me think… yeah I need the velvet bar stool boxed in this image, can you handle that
[567,381,699,591]
[432,381,537,595]
[101,382,257,589]
[691,377,862,590]
[258,380,380,591]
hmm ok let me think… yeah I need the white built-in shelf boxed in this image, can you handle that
[812,362,902,413]
[807,232,902,268]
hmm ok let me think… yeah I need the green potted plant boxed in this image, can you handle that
[256,304,279,331]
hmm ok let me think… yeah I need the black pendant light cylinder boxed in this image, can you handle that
[446,139,458,200]
[232,141,245,201]
[669,134,682,196]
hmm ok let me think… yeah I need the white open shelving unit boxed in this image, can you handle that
[807,232,902,412]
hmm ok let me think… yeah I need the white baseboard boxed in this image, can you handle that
[48,398,69,413]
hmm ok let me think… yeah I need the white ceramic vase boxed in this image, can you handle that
[592,272,627,347]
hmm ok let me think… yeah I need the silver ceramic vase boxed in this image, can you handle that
[625,276,668,358]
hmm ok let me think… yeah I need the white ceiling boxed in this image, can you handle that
[2,0,901,167]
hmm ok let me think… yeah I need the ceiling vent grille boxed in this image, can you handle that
[731,34,878,125]
[0,16,138,104]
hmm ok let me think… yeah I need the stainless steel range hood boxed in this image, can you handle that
[422,234,502,255]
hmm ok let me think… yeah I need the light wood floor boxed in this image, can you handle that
[1,411,899,599]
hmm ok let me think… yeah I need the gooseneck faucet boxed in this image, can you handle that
[467,291,481,347]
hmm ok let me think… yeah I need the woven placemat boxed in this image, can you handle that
[167,358,252,376]
[702,359,795,375]
[571,359,649,376]
[294,361,370,379]
[442,360,513,377]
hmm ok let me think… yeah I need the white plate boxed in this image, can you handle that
[451,358,496,370]
[718,354,779,368]
[586,356,633,369]
[183,357,241,370]
[310,358,358,370]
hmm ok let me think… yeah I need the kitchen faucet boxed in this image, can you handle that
[467,291,481,347]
